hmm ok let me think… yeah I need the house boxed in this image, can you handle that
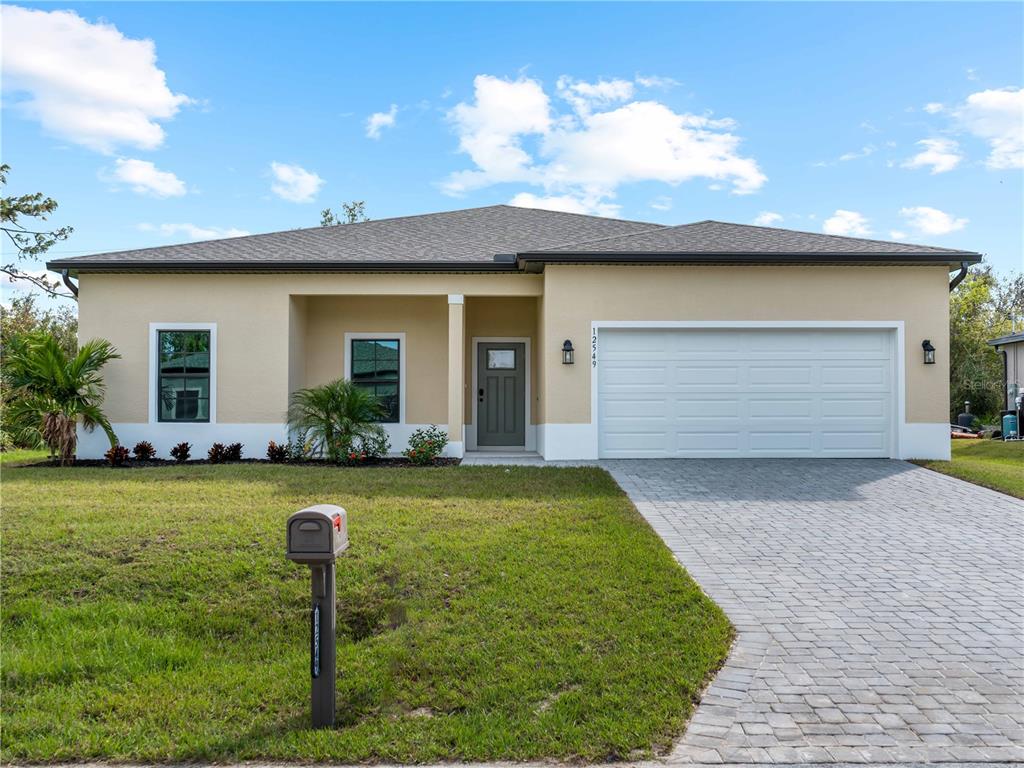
[987,331,1024,411]
[47,205,981,461]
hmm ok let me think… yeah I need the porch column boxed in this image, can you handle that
[447,294,465,457]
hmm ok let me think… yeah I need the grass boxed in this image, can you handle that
[0,448,50,467]
[1,463,731,763]
[916,439,1024,499]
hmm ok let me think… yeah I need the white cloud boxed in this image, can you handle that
[269,162,324,203]
[508,192,621,217]
[1,5,190,153]
[556,76,634,115]
[953,87,1024,169]
[901,138,962,174]
[635,74,680,90]
[753,211,783,226]
[923,102,945,114]
[898,206,968,236]
[107,158,186,197]
[365,104,398,139]
[889,230,908,240]
[138,223,250,240]
[822,210,871,236]
[650,196,673,212]
[442,74,765,215]
[838,145,876,162]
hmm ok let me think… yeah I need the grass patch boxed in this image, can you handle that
[916,439,1024,499]
[1,464,731,762]
[0,448,50,467]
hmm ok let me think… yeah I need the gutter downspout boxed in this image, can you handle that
[948,261,969,292]
[61,269,79,298]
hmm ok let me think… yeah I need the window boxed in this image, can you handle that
[487,349,516,370]
[158,330,211,422]
[350,338,400,423]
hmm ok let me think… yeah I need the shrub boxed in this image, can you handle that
[132,441,156,461]
[104,444,130,467]
[286,379,386,463]
[225,442,243,461]
[403,425,448,465]
[207,443,227,463]
[266,440,289,462]
[340,426,390,465]
[170,442,191,462]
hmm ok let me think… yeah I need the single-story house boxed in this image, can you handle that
[988,331,1024,411]
[48,205,981,461]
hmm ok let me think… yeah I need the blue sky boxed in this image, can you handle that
[2,2,1022,306]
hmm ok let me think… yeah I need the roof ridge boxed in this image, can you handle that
[696,219,972,255]
[529,220,672,252]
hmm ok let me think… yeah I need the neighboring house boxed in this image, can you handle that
[48,205,981,461]
[988,331,1024,411]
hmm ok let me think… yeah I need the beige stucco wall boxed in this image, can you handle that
[463,297,539,425]
[303,295,449,424]
[77,273,540,426]
[540,264,951,425]
[78,264,951,432]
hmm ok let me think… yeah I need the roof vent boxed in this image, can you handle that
[492,253,516,263]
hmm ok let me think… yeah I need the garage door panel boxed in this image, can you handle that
[598,329,894,458]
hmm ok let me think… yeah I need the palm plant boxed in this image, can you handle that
[286,378,386,463]
[4,333,119,464]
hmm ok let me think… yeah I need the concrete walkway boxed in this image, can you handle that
[605,459,1024,764]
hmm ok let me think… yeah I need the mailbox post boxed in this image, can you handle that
[286,504,348,728]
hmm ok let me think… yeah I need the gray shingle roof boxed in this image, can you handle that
[47,205,663,270]
[48,207,982,273]
[531,220,979,257]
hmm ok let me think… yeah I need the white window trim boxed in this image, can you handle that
[149,322,217,426]
[468,336,534,451]
[589,320,905,459]
[343,332,407,425]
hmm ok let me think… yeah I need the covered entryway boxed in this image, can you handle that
[597,327,896,458]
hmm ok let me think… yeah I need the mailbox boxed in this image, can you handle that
[287,505,348,563]
[286,503,348,729]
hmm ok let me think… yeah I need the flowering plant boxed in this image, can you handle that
[403,425,448,465]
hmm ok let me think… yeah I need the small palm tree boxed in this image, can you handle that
[4,333,119,464]
[286,378,385,463]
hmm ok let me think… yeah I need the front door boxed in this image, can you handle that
[477,342,526,447]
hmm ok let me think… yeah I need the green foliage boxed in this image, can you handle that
[0,164,74,298]
[0,294,78,358]
[2,332,119,462]
[320,201,369,226]
[286,378,386,463]
[916,439,1024,499]
[403,424,448,465]
[1,464,731,762]
[950,268,1023,422]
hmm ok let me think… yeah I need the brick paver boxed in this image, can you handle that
[604,459,1024,764]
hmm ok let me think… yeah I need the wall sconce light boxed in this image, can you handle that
[922,339,936,365]
[562,339,575,365]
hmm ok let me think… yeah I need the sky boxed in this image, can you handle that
[2,1,1022,308]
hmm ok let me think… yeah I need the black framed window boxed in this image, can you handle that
[350,338,399,423]
[158,330,211,422]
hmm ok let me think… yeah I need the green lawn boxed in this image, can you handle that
[1,463,731,763]
[916,439,1024,499]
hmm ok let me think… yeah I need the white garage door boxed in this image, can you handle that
[598,328,895,458]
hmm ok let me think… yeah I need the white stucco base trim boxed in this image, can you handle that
[539,423,599,461]
[77,422,459,460]
[900,423,951,460]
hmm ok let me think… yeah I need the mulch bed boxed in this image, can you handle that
[20,457,461,469]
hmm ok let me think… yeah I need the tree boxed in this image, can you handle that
[286,378,386,463]
[0,294,78,358]
[320,201,369,226]
[1,164,74,299]
[949,267,1022,422]
[4,333,119,463]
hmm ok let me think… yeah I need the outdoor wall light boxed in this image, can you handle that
[922,339,936,365]
[562,339,575,365]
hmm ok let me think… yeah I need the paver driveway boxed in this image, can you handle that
[604,459,1024,764]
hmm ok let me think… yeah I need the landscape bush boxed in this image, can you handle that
[170,442,191,462]
[403,425,448,465]
[103,444,130,467]
[132,441,156,461]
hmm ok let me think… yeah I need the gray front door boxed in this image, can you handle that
[477,342,526,447]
